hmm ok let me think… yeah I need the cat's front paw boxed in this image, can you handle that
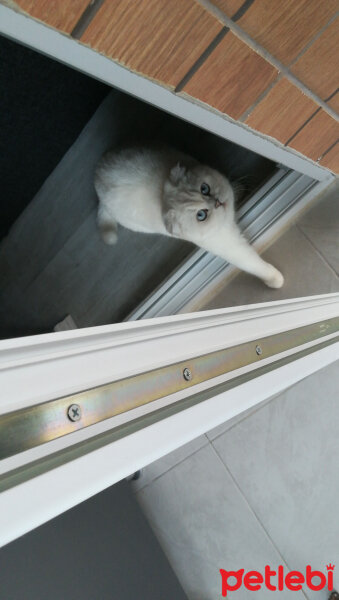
[264,267,284,289]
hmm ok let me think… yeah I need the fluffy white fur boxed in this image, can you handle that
[94,146,284,288]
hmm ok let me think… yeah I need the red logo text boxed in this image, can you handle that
[220,564,335,595]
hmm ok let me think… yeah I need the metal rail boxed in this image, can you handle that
[1,316,338,461]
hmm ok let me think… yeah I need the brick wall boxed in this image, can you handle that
[10,0,339,173]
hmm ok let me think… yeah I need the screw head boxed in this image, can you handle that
[183,367,192,381]
[255,345,263,356]
[67,403,81,422]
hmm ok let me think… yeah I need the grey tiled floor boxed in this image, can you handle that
[133,182,339,599]
[213,361,339,600]
[297,189,339,276]
[138,444,306,600]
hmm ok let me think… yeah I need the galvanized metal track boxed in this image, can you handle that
[1,316,338,461]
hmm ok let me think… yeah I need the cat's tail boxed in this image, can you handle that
[97,209,118,245]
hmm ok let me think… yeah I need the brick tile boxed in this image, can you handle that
[235,0,338,64]
[245,78,319,144]
[291,19,339,101]
[320,142,339,174]
[328,90,339,114]
[211,0,245,17]
[183,32,277,119]
[289,110,339,161]
[81,0,222,88]
[15,0,89,33]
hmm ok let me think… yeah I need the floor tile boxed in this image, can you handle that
[137,444,305,599]
[203,225,339,310]
[131,435,208,492]
[212,360,339,599]
[206,396,275,441]
[328,90,339,113]
[289,110,339,162]
[298,182,339,275]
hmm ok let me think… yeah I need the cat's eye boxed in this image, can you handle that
[196,209,208,222]
[200,183,210,196]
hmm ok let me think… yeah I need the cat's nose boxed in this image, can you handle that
[215,199,224,208]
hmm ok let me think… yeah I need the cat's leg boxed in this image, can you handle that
[97,204,118,245]
[199,227,284,288]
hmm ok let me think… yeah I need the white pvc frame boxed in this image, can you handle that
[0,293,338,547]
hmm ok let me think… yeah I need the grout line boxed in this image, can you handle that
[296,224,339,279]
[231,0,255,22]
[208,401,272,439]
[318,137,339,162]
[133,437,210,493]
[242,83,339,127]
[195,0,339,121]
[208,442,311,600]
[71,0,105,39]
[174,0,255,93]
[136,394,294,490]
[175,27,228,93]
[135,374,315,491]
[287,13,339,68]
[208,370,315,442]
[208,395,282,441]
[284,107,321,147]
[238,74,282,122]
[326,87,339,103]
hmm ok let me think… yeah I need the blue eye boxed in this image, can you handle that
[201,183,210,196]
[196,209,208,222]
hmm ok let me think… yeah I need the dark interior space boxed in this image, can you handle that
[0,35,109,240]
[0,36,277,339]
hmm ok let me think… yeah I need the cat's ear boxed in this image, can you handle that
[170,162,187,184]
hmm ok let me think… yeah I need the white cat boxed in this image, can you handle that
[95,145,284,288]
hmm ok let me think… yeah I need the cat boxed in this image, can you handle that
[94,145,284,288]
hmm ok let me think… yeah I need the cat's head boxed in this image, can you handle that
[163,162,235,240]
